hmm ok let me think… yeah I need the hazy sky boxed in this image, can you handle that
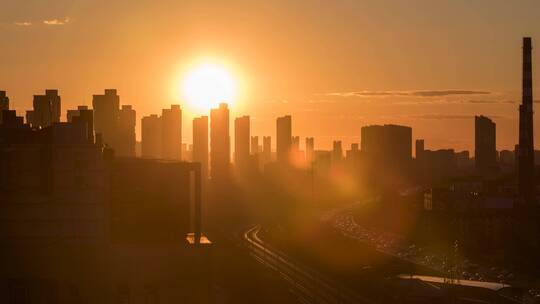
[2,0,540,151]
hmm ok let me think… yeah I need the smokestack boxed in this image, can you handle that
[518,37,535,206]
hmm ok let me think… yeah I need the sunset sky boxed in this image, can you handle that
[2,0,540,151]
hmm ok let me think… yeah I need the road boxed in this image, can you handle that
[243,225,374,304]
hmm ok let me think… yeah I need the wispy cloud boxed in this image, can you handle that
[411,90,490,97]
[43,17,70,26]
[325,90,491,98]
[14,21,32,26]
[465,99,515,104]
[414,114,507,120]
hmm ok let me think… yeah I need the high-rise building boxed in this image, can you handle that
[332,140,343,162]
[416,139,425,160]
[361,124,412,171]
[346,143,361,162]
[475,115,496,174]
[250,136,259,155]
[0,91,9,124]
[234,115,250,167]
[263,136,272,163]
[193,116,209,180]
[210,103,230,180]
[162,105,182,160]
[305,137,314,163]
[30,89,61,128]
[92,89,120,147]
[518,37,535,205]
[141,114,162,158]
[67,106,94,144]
[117,105,136,157]
[276,115,292,164]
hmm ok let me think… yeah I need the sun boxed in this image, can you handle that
[179,61,238,111]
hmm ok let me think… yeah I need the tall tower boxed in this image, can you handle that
[210,103,230,180]
[92,89,120,147]
[31,89,61,128]
[234,115,250,167]
[141,114,162,158]
[519,37,535,205]
[276,115,292,164]
[475,115,497,174]
[117,105,136,157]
[193,116,209,180]
[161,105,182,160]
[0,91,10,124]
[305,137,315,163]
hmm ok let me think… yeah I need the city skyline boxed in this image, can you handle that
[2,1,540,151]
[3,3,540,301]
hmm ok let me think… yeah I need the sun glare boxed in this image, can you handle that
[179,62,238,111]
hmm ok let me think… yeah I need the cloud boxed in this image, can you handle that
[325,90,491,98]
[466,99,515,104]
[43,17,70,25]
[411,90,490,97]
[414,114,507,120]
[14,21,32,26]
[415,114,473,120]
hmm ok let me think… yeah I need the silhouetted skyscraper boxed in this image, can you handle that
[30,89,61,128]
[250,136,259,155]
[193,116,209,180]
[0,91,9,124]
[162,105,182,160]
[361,124,412,182]
[306,137,314,163]
[92,89,119,147]
[332,140,343,162]
[276,115,292,164]
[475,115,496,174]
[519,37,535,205]
[416,139,424,160]
[210,103,230,180]
[263,136,272,163]
[141,114,162,158]
[68,106,94,144]
[234,116,250,167]
[117,105,136,157]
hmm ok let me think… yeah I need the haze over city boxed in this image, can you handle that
[3,1,540,303]
[2,0,540,150]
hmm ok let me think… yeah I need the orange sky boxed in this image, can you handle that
[2,0,540,151]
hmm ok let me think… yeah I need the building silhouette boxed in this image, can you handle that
[67,106,94,144]
[361,124,412,162]
[305,137,314,163]
[276,115,292,164]
[117,105,136,157]
[475,115,496,174]
[251,136,259,155]
[28,89,61,128]
[332,140,343,163]
[210,103,230,180]
[361,124,412,186]
[162,105,182,160]
[92,89,120,148]
[141,114,162,158]
[193,116,209,180]
[263,136,272,164]
[518,37,535,205]
[346,143,361,162]
[416,139,425,160]
[234,115,250,167]
[0,91,9,124]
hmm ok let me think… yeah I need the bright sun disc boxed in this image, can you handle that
[180,62,237,111]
